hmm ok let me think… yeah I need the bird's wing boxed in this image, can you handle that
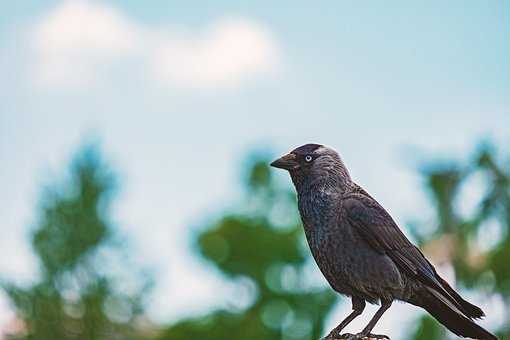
[343,192,469,314]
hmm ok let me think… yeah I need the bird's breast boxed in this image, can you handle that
[301,215,365,295]
[301,211,405,301]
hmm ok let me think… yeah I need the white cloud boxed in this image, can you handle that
[150,19,280,89]
[31,0,140,87]
[30,0,281,90]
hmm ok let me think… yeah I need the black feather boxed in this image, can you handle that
[291,143,323,155]
[417,289,496,340]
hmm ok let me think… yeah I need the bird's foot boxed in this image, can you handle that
[361,333,390,340]
[333,333,390,340]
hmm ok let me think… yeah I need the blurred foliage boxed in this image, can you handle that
[1,146,152,340]
[3,142,509,340]
[157,156,337,340]
[409,144,510,339]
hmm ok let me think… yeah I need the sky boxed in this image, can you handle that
[0,0,509,338]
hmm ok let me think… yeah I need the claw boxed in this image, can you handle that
[356,333,390,340]
[323,332,390,340]
[329,333,389,340]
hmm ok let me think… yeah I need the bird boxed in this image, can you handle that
[270,143,497,340]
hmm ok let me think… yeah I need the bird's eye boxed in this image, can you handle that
[305,155,313,162]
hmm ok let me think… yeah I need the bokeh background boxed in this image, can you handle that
[1,1,509,339]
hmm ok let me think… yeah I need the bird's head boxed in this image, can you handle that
[270,143,351,190]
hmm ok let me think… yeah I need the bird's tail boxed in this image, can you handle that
[416,287,497,340]
[436,275,485,319]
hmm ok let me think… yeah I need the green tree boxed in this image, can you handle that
[410,144,510,339]
[158,155,337,340]
[2,146,151,340]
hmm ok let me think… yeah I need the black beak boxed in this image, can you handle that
[270,153,299,170]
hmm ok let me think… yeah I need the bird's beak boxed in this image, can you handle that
[270,153,299,170]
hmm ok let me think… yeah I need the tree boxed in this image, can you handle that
[409,143,510,339]
[158,155,337,340]
[2,145,151,340]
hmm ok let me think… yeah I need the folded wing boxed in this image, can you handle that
[343,192,484,319]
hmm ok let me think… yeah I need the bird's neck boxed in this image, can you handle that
[295,176,347,233]
[294,169,351,199]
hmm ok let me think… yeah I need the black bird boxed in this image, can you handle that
[271,144,496,340]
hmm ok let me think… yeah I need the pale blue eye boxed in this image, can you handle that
[305,155,313,162]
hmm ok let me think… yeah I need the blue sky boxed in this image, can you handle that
[0,0,509,337]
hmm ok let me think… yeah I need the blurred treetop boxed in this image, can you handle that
[2,145,152,340]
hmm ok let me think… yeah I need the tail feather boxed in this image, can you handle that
[418,288,497,340]
[436,276,485,319]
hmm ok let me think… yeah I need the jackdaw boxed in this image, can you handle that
[271,144,496,340]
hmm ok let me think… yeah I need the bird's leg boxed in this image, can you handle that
[326,297,366,339]
[356,299,392,339]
